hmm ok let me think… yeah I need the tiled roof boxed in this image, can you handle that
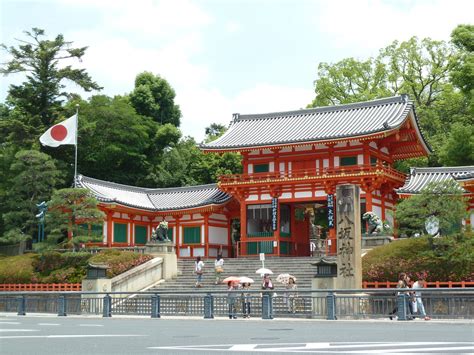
[396,166,474,195]
[201,95,430,151]
[76,175,231,211]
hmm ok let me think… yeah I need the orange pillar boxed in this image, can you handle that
[107,211,113,247]
[204,212,210,257]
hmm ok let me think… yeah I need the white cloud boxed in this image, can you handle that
[225,21,241,33]
[178,83,315,142]
[314,0,474,56]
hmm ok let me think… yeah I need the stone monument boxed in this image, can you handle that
[335,184,362,289]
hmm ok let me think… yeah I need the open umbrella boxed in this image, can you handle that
[276,273,297,284]
[255,267,273,275]
[239,276,255,284]
[222,276,241,284]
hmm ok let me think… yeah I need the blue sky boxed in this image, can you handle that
[1,0,473,142]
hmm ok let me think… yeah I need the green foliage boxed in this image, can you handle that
[0,254,37,283]
[76,95,156,185]
[204,123,228,143]
[46,188,105,244]
[0,250,153,283]
[363,231,474,282]
[0,28,101,128]
[395,180,468,237]
[309,34,472,166]
[1,150,62,241]
[129,71,181,126]
[88,250,153,278]
[439,122,474,165]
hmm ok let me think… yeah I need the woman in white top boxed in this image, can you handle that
[195,256,204,288]
[214,255,224,285]
[412,276,431,320]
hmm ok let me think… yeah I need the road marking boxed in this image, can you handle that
[79,324,103,327]
[0,329,39,332]
[38,323,60,326]
[229,344,258,350]
[0,322,21,325]
[149,342,474,353]
[0,334,146,339]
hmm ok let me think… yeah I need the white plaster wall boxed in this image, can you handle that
[260,194,272,201]
[315,191,327,197]
[180,247,190,257]
[113,212,120,218]
[335,142,346,148]
[209,226,228,244]
[295,191,312,198]
[323,159,329,168]
[280,147,292,153]
[281,192,292,199]
[201,225,205,244]
[103,223,107,244]
[194,247,205,256]
[164,216,176,221]
[269,162,274,172]
[279,162,285,172]
[358,154,364,164]
[470,212,474,226]
[210,213,227,221]
[248,164,254,173]
[193,213,203,219]
[369,142,377,149]
[288,161,292,172]
[295,145,312,151]
[373,205,382,218]
[350,141,362,146]
[181,214,191,221]
[246,194,259,201]
[372,198,381,205]
[381,147,389,154]
[122,214,129,219]
[334,157,340,167]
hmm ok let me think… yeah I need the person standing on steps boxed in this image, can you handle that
[214,254,224,285]
[285,277,298,313]
[195,256,204,288]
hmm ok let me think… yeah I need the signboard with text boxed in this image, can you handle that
[327,194,334,228]
[271,197,278,231]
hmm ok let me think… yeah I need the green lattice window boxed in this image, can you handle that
[167,227,173,241]
[184,226,201,244]
[340,156,357,166]
[113,223,127,243]
[254,163,269,173]
[370,156,377,166]
[135,225,147,244]
[77,223,103,237]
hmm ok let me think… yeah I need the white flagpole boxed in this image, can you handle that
[74,104,79,187]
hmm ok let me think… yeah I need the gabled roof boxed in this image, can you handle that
[201,95,430,154]
[76,175,231,211]
[395,166,474,195]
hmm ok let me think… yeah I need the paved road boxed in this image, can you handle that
[0,314,472,354]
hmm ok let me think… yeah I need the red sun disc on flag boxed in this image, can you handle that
[51,125,68,141]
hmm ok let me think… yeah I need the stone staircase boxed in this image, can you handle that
[149,256,330,292]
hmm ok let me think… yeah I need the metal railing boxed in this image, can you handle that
[0,288,472,321]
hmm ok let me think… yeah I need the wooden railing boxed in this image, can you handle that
[219,163,406,186]
[0,283,82,292]
[363,281,474,288]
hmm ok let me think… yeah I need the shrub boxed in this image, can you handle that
[0,254,37,283]
[363,231,474,282]
[89,250,153,278]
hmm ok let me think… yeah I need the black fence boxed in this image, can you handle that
[0,289,472,320]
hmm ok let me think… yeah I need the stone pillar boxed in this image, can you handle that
[145,242,177,280]
[335,184,362,289]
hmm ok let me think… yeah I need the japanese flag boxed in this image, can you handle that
[40,114,77,147]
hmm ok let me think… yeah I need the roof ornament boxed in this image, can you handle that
[401,94,408,103]
[232,113,240,123]
[383,121,390,129]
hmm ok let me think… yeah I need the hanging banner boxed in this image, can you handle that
[271,197,278,231]
[327,194,335,228]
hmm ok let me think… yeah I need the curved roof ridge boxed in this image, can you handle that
[411,166,474,175]
[237,95,409,121]
[78,174,219,194]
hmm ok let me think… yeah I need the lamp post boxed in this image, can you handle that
[36,201,47,242]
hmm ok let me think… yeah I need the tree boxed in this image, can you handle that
[46,188,105,245]
[129,72,181,126]
[309,35,464,166]
[439,122,474,165]
[204,123,228,143]
[0,28,101,128]
[1,150,62,240]
[450,24,474,96]
[395,180,468,237]
[76,95,155,186]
